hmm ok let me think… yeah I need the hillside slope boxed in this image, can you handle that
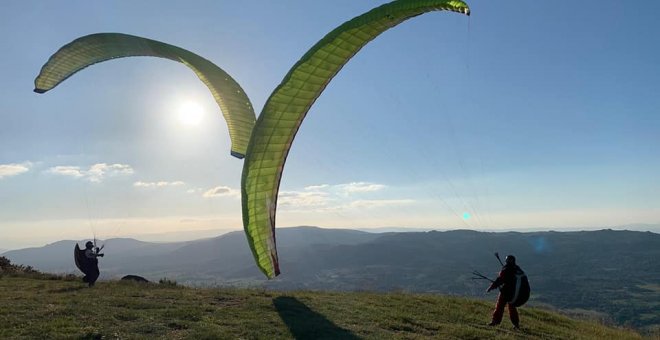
[0,276,641,339]
[5,228,658,332]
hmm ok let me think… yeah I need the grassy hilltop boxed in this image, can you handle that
[0,275,641,340]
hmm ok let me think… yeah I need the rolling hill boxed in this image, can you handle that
[4,227,658,332]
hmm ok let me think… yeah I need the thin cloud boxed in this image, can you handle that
[304,184,330,191]
[134,181,185,188]
[338,182,386,194]
[278,181,409,212]
[48,163,134,182]
[0,162,31,179]
[279,190,332,208]
[203,186,239,198]
[348,199,415,209]
[303,182,386,195]
[48,166,84,178]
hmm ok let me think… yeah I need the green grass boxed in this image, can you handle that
[0,275,642,339]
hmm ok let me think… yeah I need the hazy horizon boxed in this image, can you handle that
[2,223,659,252]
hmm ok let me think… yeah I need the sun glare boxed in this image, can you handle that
[177,101,205,127]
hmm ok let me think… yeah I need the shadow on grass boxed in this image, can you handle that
[274,296,359,339]
[49,286,87,293]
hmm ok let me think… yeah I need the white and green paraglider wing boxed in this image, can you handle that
[34,33,255,158]
[242,0,470,278]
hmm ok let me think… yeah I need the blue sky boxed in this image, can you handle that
[1,1,659,249]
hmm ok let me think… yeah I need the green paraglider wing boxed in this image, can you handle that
[242,0,470,278]
[34,33,255,158]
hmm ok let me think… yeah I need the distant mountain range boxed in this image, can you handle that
[3,227,659,331]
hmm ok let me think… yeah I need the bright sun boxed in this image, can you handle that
[177,101,205,127]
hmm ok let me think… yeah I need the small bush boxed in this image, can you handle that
[158,278,178,287]
[0,256,39,274]
[0,256,11,271]
[0,256,75,281]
